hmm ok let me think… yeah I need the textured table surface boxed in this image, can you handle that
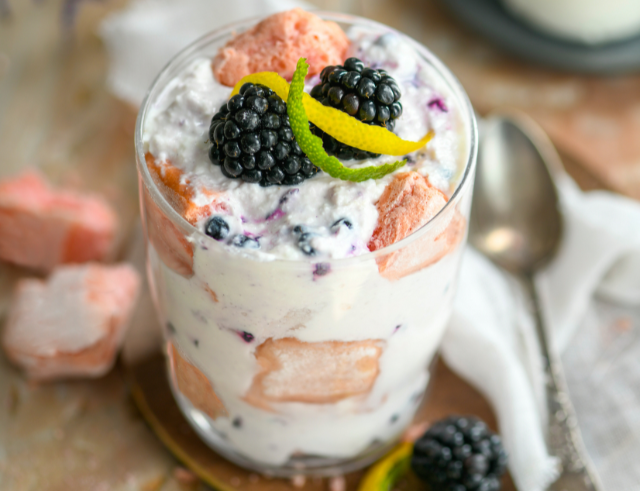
[0,0,637,489]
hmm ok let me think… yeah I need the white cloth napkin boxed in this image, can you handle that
[100,0,311,106]
[101,2,640,489]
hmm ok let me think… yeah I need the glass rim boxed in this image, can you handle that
[135,10,478,266]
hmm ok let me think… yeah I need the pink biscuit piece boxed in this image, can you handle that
[368,172,466,280]
[144,153,232,278]
[168,342,228,421]
[245,337,384,411]
[212,8,350,87]
[2,263,141,381]
[0,170,118,272]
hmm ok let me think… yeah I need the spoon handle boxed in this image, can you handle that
[523,274,603,491]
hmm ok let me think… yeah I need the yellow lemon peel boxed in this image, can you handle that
[230,72,290,100]
[304,98,434,156]
[230,72,434,157]
[287,58,407,182]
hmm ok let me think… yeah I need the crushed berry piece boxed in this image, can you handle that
[313,263,331,277]
[428,98,448,112]
[265,208,285,221]
[331,218,353,232]
[240,331,254,343]
[232,234,260,249]
[279,188,299,204]
[294,229,316,256]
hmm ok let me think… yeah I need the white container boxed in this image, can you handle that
[502,0,640,44]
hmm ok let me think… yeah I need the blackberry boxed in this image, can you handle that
[208,83,320,186]
[309,57,403,160]
[411,416,508,491]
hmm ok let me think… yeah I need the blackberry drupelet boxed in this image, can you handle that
[411,415,508,491]
[309,57,403,160]
[208,83,320,186]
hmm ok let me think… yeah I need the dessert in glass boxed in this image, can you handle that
[135,9,477,477]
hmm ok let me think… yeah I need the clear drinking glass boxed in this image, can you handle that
[135,12,477,477]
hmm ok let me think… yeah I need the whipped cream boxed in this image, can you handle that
[143,27,466,261]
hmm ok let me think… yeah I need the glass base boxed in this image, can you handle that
[168,379,400,478]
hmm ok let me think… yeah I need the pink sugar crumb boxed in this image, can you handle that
[329,476,346,491]
[212,8,350,87]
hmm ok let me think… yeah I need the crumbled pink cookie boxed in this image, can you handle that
[2,263,141,381]
[142,184,194,278]
[144,153,230,277]
[212,8,349,87]
[245,337,383,410]
[368,172,465,280]
[369,172,449,251]
[329,476,346,491]
[0,170,118,271]
[169,342,228,420]
[145,153,230,226]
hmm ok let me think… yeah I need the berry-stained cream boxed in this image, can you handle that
[139,9,473,473]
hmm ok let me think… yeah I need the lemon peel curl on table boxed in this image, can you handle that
[357,442,413,491]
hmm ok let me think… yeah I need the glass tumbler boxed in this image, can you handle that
[135,12,477,477]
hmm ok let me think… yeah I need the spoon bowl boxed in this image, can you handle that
[470,114,563,273]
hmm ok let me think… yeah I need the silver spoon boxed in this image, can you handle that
[469,112,603,491]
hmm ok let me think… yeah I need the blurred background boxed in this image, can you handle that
[3,0,640,201]
[1,0,639,489]
[2,0,639,245]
